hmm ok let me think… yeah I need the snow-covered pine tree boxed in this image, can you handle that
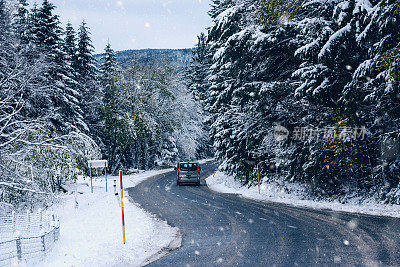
[13,0,29,43]
[187,32,210,103]
[288,0,400,195]
[0,0,12,77]
[189,0,400,199]
[209,0,233,18]
[99,42,127,172]
[64,22,78,72]
[0,0,100,208]
[340,0,400,197]
[285,0,351,193]
[203,0,300,182]
[76,20,96,79]
[186,33,214,159]
[204,0,247,174]
[75,20,102,137]
[26,0,85,133]
[368,1,400,195]
[100,42,118,103]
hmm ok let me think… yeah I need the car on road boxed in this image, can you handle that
[175,162,201,186]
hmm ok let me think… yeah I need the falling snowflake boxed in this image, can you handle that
[347,220,357,230]
[278,13,290,25]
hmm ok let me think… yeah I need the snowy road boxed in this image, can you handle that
[128,163,400,266]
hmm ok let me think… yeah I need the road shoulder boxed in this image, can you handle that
[122,169,185,266]
[41,170,179,266]
[206,170,400,219]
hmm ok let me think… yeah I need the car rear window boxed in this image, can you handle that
[180,163,198,171]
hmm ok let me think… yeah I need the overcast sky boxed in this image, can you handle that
[28,0,212,53]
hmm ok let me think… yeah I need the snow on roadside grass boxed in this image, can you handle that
[206,171,400,218]
[40,169,176,267]
[115,169,173,188]
[198,158,215,164]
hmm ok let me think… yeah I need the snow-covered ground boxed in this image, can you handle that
[206,171,400,218]
[40,168,177,267]
[198,158,215,164]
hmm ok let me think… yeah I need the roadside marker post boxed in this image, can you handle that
[258,168,260,194]
[256,162,261,194]
[114,179,117,195]
[120,170,126,244]
[89,167,93,193]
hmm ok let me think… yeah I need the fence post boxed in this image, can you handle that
[16,237,22,261]
[75,189,78,209]
[90,167,93,193]
[26,210,30,233]
[52,215,58,242]
[41,235,46,253]
[257,164,260,194]
[105,163,108,192]
[39,208,43,230]
[12,210,16,233]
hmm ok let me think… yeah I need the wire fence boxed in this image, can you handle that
[0,210,60,266]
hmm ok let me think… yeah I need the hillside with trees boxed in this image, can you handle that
[188,0,400,202]
[0,0,211,210]
[2,0,400,210]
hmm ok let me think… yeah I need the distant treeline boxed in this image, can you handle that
[95,48,194,69]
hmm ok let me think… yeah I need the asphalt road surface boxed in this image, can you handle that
[127,162,400,266]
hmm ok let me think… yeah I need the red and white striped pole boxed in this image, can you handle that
[119,170,126,244]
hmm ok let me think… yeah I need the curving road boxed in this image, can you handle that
[127,162,400,266]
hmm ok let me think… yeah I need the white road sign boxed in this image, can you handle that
[88,160,108,168]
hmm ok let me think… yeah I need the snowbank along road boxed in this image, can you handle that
[127,162,400,266]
